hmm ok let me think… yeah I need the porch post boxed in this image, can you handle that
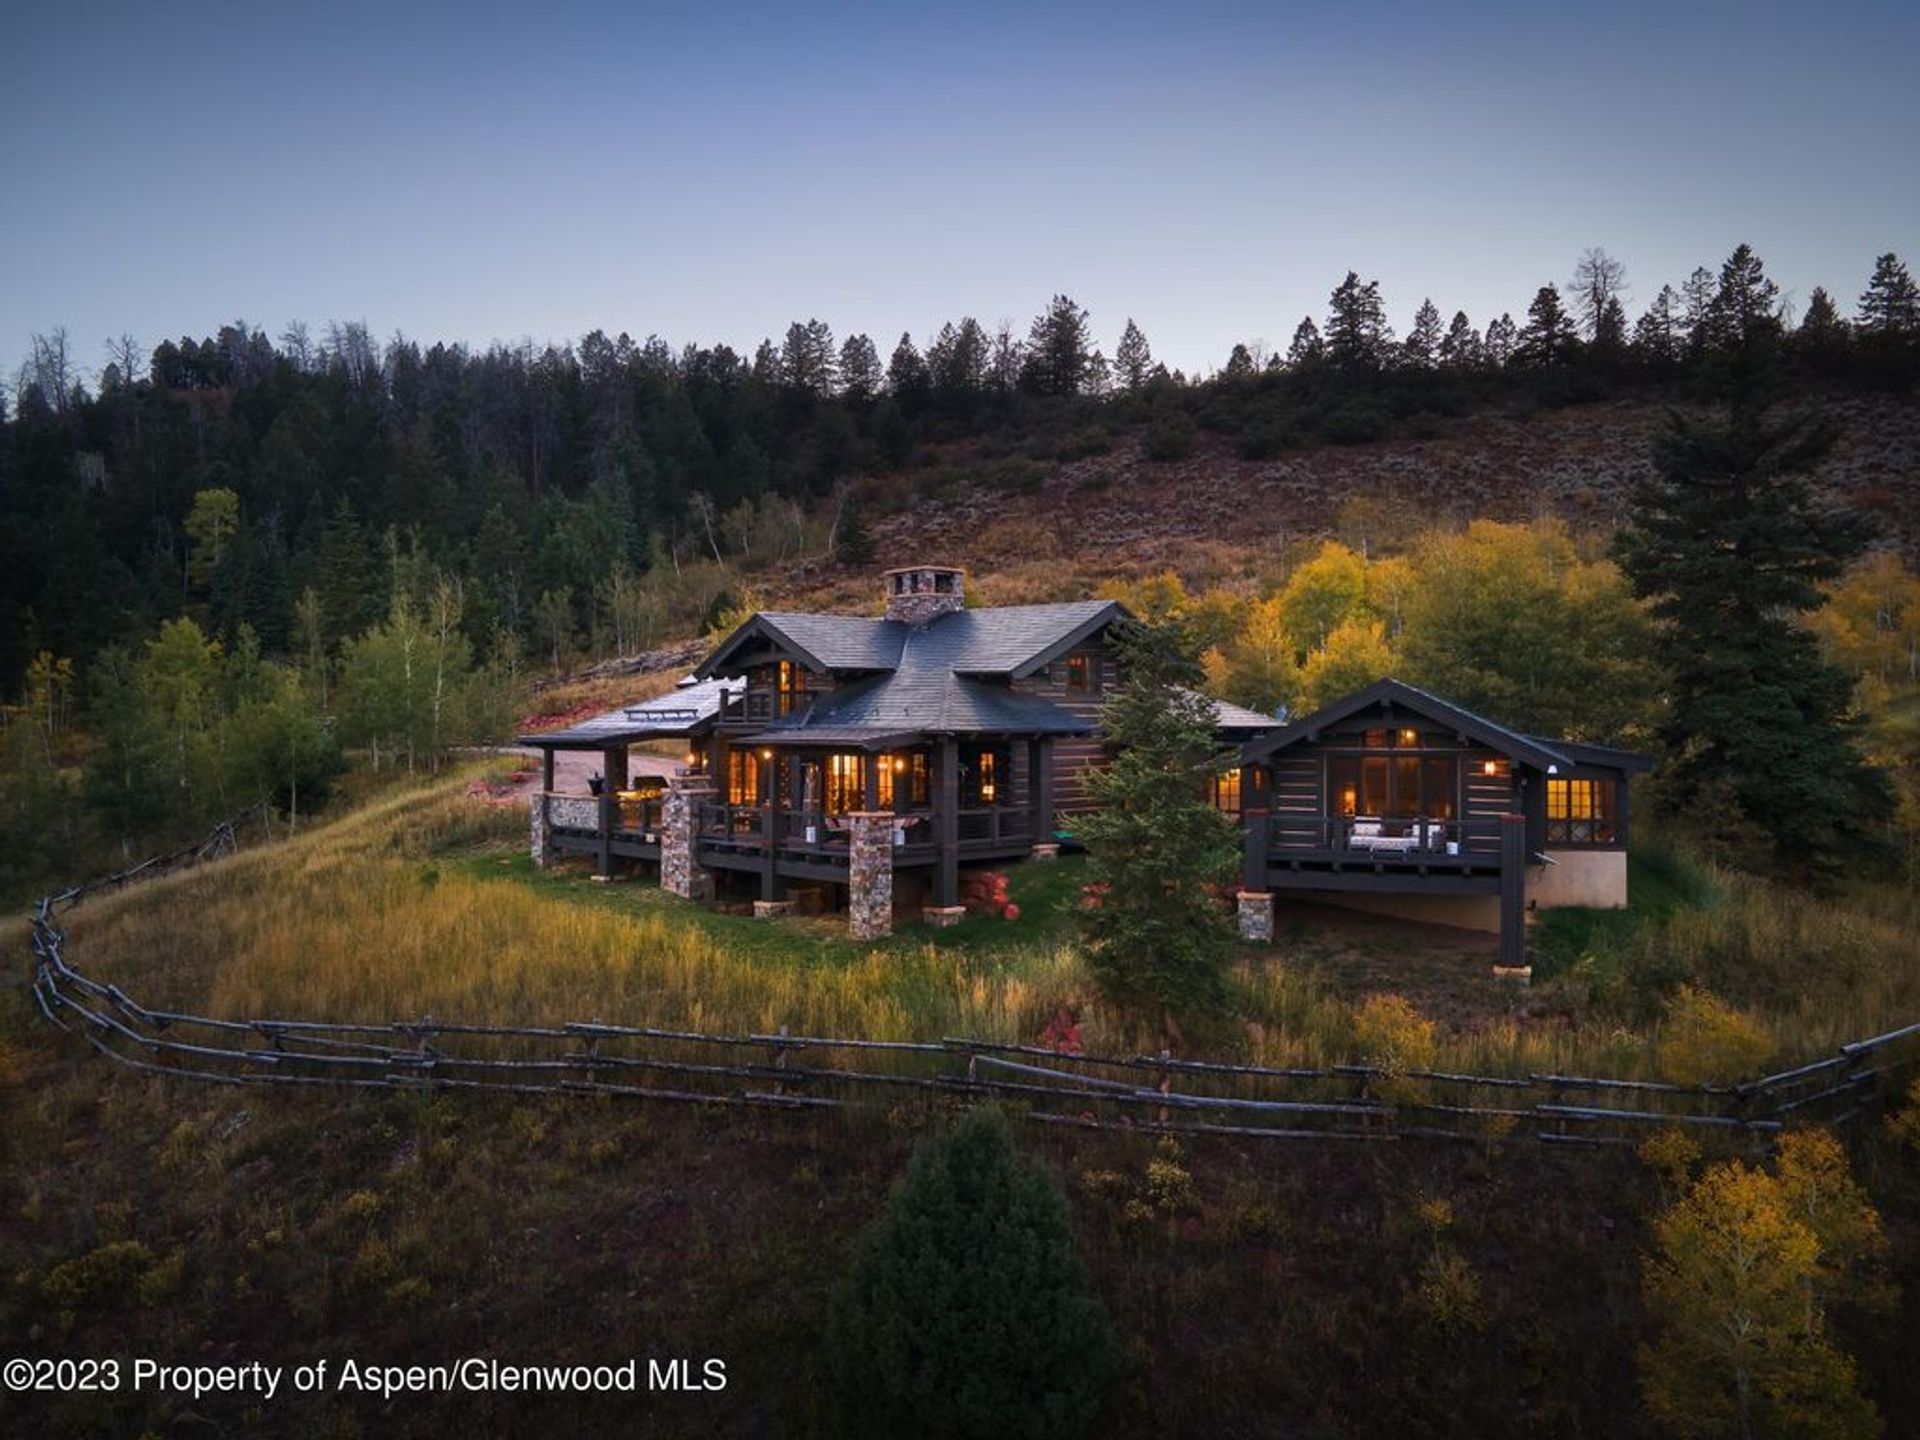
[541,747,555,793]
[661,771,716,902]
[1242,806,1270,892]
[761,748,781,902]
[1027,736,1057,859]
[864,753,880,812]
[1498,812,1527,972]
[934,735,960,909]
[848,811,894,940]
[529,792,555,868]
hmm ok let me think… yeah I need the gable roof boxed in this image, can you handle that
[1239,677,1649,774]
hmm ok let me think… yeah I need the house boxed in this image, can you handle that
[523,564,1271,935]
[1232,678,1653,969]
[523,575,1651,964]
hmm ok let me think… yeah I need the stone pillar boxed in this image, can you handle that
[1237,890,1274,943]
[529,793,555,868]
[662,773,717,902]
[847,811,894,940]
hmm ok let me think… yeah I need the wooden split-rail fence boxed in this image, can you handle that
[21,816,1920,1150]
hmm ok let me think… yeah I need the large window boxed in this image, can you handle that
[776,659,807,717]
[1328,751,1458,820]
[1546,778,1618,845]
[727,750,759,806]
[824,754,863,815]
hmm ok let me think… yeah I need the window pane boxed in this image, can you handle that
[1360,757,1389,816]
[1329,756,1359,817]
[1391,757,1421,817]
[1423,758,1456,820]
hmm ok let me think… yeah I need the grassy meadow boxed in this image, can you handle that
[22,764,1920,1089]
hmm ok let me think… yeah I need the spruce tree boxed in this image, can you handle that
[1285,316,1324,369]
[1615,380,1891,879]
[1438,310,1481,369]
[1114,318,1152,391]
[1855,252,1919,336]
[1076,618,1239,1013]
[1515,285,1578,366]
[1482,313,1518,368]
[837,332,883,404]
[1403,299,1443,369]
[1634,285,1684,363]
[1020,294,1093,397]
[825,1108,1119,1440]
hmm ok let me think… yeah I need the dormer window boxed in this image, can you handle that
[776,660,807,717]
[1066,653,1094,692]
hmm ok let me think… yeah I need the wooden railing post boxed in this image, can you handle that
[1242,808,1270,892]
[1498,813,1526,972]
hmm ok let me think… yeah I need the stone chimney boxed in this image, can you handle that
[883,565,967,626]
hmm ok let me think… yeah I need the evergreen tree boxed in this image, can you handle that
[1076,618,1239,1014]
[1482,313,1518,368]
[1796,286,1850,370]
[1855,252,1919,336]
[1615,387,1891,879]
[1324,272,1393,371]
[825,1108,1119,1440]
[1707,243,1781,352]
[838,332,883,404]
[1402,299,1443,369]
[1285,316,1324,369]
[834,494,875,567]
[1020,294,1093,397]
[1114,318,1153,391]
[1681,265,1717,356]
[1516,285,1579,366]
[1593,296,1629,355]
[1634,285,1684,363]
[886,332,931,414]
[1438,310,1481,369]
[1222,342,1256,379]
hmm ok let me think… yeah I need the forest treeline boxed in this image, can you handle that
[2,242,1918,895]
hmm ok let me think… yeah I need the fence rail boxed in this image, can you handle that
[21,815,1919,1148]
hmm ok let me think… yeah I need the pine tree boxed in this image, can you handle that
[1615,385,1891,879]
[1708,244,1782,352]
[1324,272,1393,371]
[1222,342,1256,379]
[886,332,930,413]
[1796,287,1850,370]
[1114,318,1153,391]
[1515,285,1578,366]
[825,1108,1119,1440]
[1855,252,1920,336]
[1482,313,1518,368]
[780,318,837,397]
[1681,265,1717,356]
[1438,310,1481,369]
[1020,294,1093,397]
[1076,618,1240,1013]
[1594,296,1629,355]
[1634,285,1684,363]
[1402,299,1443,369]
[838,333,883,404]
[1285,316,1324,369]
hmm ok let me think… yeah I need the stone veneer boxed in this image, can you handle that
[529,793,554,868]
[546,795,600,830]
[1236,890,1274,943]
[921,905,966,928]
[661,773,716,901]
[847,811,894,940]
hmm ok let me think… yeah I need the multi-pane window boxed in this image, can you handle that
[824,754,863,814]
[908,752,930,806]
[1212,768,1242,817]
[1066,653,1092,692]
[727,750,759,806]
[776,660,807,717]
[974,750,999,804]
[1328,753,1458,820]
[1545,779,1618,845]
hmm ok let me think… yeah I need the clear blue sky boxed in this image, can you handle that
[3,0,1916,382]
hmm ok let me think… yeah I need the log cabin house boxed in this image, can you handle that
[1233,678,1652,970]
[523,570,1651,963]
[524,564,1270,935]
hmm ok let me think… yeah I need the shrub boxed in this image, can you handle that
[1142,411,1199,462]
[1056,426,1113,461]
[42,1242,156,1323]
[1658,986,1773,1086]
[1320,399,1390,445]
[825,1108,1120,1439]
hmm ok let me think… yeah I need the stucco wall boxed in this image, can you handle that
[1526,849,1628,909]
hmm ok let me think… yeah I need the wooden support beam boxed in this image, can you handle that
[1029,737,1053,844]
[1498,813,1526,971]
[541,747,555,793]
[936,737,959,907]
[1242,808,1270,892]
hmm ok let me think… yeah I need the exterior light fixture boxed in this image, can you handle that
[1547,764,1559,775]
[1482,759,1498,776]
[760,748,773,760]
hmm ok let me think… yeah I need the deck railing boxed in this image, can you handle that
[1262,814,1505,865]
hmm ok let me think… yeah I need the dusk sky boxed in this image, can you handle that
[4,1,1916,382]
